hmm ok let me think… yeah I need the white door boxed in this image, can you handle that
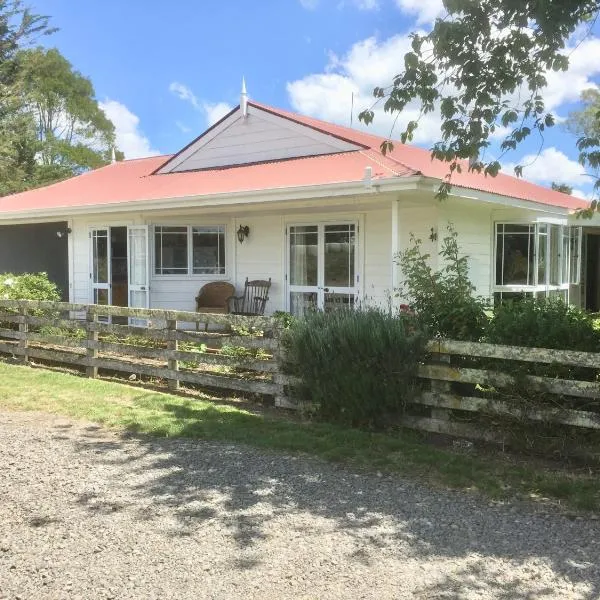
[127,226,149,309]
[287,222,358,316]
[90,228,111,305]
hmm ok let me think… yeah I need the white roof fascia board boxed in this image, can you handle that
[0,176,424,222]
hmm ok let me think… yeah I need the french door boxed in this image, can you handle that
[127,226,149,309]
[89,226,149,309]
[287,222,358,316]
[90,228,111,305]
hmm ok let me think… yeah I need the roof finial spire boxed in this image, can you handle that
[241,77,248,119]
[111,146,117,164]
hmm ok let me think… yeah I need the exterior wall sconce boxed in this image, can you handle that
[56,227,72,239]
[429,227,438,242]
[237,225,250,243]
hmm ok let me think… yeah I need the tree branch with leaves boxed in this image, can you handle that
[359,0,600,214]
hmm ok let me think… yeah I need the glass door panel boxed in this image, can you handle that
[289,226,318,286]
[288,222,358,316]
[128,226,149,309]
[290,291,318,317]
[91,228,110,306]
[324,224,355,287]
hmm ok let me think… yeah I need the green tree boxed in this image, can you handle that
[15,47,117,185]
[567,88,600,139]
[358,0,600,213]
[0,0,54,193]
[551,182,574,194]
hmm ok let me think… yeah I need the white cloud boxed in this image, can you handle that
[571,188,591,200]
[169,81,233,127]
[203,101,233,126]
[355,0,379,8]
[504,147,589,186]
[169,82,200,110]
[99,100,160,159]
[300,0,379,9]
[175,120,191,134]
[287,34,445,144]
[287,26,600,152]
[542,37,600,112]
[394,0,444,24]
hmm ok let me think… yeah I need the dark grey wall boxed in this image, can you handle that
[0,221,69,300]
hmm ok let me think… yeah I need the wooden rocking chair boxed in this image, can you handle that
[228,278,272,316]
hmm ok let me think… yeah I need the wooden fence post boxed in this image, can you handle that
[18,306,28,364]
[272,326,295,409]
[429,350,452,421]
[167,319,179,391]
[86,308,98,378]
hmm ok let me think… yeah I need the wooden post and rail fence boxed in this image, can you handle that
[0,299,599,444]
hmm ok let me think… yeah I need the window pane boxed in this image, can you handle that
[537,229,547,285]
[561,227,570,285]
[324,292,355,312]
[570,227,581,284]
[549,225,560,286]
[94,288,109,305]
[495,228,504,285]
[192,226,225,274]
[290,226,318,286]
[324,224,355,287]
[155,226,188,275]
[290,291,317,317]
[92,230,109,284]
[498,225,534,285]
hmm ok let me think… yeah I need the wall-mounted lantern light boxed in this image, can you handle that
[429,227,438,242]
[56,227,72,239]
[237,225,250,243]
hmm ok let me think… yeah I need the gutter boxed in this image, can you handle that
[0,176,423,222]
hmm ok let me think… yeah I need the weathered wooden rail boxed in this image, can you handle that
[1,300,599,445]
[0,300,287,405]
[407,339,600,442]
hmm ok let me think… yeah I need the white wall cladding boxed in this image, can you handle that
[234,215,284,315]
[362,207,393,308]
[438,201,494,298]
[68,197,545,313]
[159,107,361,173]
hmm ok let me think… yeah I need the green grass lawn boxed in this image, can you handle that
[0,360,598,512]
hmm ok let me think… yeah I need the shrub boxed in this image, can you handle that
[281,308,426,429]
[486,297,599,352]
[0,272,60,302]
[397,224,489,341]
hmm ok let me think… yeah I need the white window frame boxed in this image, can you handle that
[152,224,227,279]
[493,221,582,301]
[284,215,364,313]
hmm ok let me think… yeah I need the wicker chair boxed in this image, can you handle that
[228,278,272,316]
[195,281,235,330]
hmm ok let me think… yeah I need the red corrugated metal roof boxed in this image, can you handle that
[0,100,588,214]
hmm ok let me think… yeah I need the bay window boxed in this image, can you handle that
[494,223,581,303]
[154,225,226,276]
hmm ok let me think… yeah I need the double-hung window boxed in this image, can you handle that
[494,223,581,303]
[154,225,226,276]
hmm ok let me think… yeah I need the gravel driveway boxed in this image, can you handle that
[0,410,599,600]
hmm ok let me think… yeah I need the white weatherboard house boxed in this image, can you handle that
[1,87,600,314]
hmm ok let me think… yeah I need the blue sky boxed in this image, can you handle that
[32,0,600,198]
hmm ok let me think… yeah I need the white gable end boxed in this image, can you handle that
[158,104,362,173]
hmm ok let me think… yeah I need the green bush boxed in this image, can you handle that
[281,308,426,429]
[397,225,489,341]
[0,272,60,302]
[486,297,599,352]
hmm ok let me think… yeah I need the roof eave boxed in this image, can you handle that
[418,177,583,215]
[0,176,423,222]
